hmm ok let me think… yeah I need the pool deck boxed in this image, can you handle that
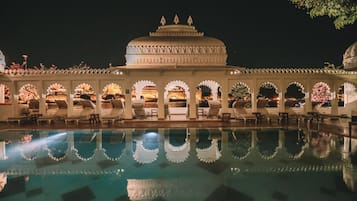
[1,116,356,138]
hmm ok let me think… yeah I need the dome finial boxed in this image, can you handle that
[187,16,193,26]
[160,16,166,26]
[173,14,179,24]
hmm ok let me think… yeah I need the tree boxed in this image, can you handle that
[289,0,357,29]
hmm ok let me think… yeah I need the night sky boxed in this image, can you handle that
[1,0,356,68]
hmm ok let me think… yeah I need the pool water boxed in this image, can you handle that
[0,128,356,201]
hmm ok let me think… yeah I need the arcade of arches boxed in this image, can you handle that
[0,15,356,121]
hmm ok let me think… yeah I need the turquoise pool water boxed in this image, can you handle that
[0,128,356,201]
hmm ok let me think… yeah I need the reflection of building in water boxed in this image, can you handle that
[1,128,357,193]
[0,15,356,121]
[0,173,7,192]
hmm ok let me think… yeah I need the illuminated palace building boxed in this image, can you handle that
[0,15,356,122]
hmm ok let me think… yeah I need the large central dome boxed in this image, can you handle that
[125,15,227,67]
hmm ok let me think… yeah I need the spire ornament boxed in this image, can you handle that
[160,16,166,26]
[173,14,179,24]
[187,16,193,26]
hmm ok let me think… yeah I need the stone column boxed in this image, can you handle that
[157,84,165,120]
[331,82,339,115]
[13,94,18,116]
[95,94,101,114]
[251,91,257,113]
[124,88,133,120]
[220,78,229,113]
[304,84,312,113]
[68,94,74,116]
[279,91,285,113]
[40,94,46,115]
[188,83,197,120]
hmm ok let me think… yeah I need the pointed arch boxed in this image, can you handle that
[132,80,157,100]
[311,82,332,107]
[164,80,190,99]
[74,83,96,103]
[18,84,40,103]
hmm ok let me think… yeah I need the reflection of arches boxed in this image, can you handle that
[102,130,126,161]
[165,129,190,163]
[196,129,221,163]
[132,140,159,164]
[46,132,68,161]
[73,132,97,161]
[309,131,331,159]
[257,130,279,159]
[18,84,40,103]
[0,83,11,104]
[284,129,306,159]
[229,130,251,160]
[19,132,41,160]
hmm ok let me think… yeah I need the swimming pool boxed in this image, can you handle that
[0,128,356,201]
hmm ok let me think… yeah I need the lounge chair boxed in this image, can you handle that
[102,109,124,125]
[132,102,146,119]
[232,101,257,124]
[258,108,280,124]
[54,100,68,119]
[101,99,124,125]
[206,101,221,119]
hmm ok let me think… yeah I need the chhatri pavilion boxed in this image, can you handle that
[0,15,356,123]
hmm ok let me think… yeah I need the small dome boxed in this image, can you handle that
[343,41,357,71]
[125,16,227,67]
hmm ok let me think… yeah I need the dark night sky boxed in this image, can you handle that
[0,0,356,68]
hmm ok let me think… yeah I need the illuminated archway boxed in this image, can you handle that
[257,82,279,108]
[284,82,305,108]
[311,82,332,108]
[132,80,158,108]
[197,80,221,107]
[18,84,40,103]
[229,82,251,108]
[74,83,96,105]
